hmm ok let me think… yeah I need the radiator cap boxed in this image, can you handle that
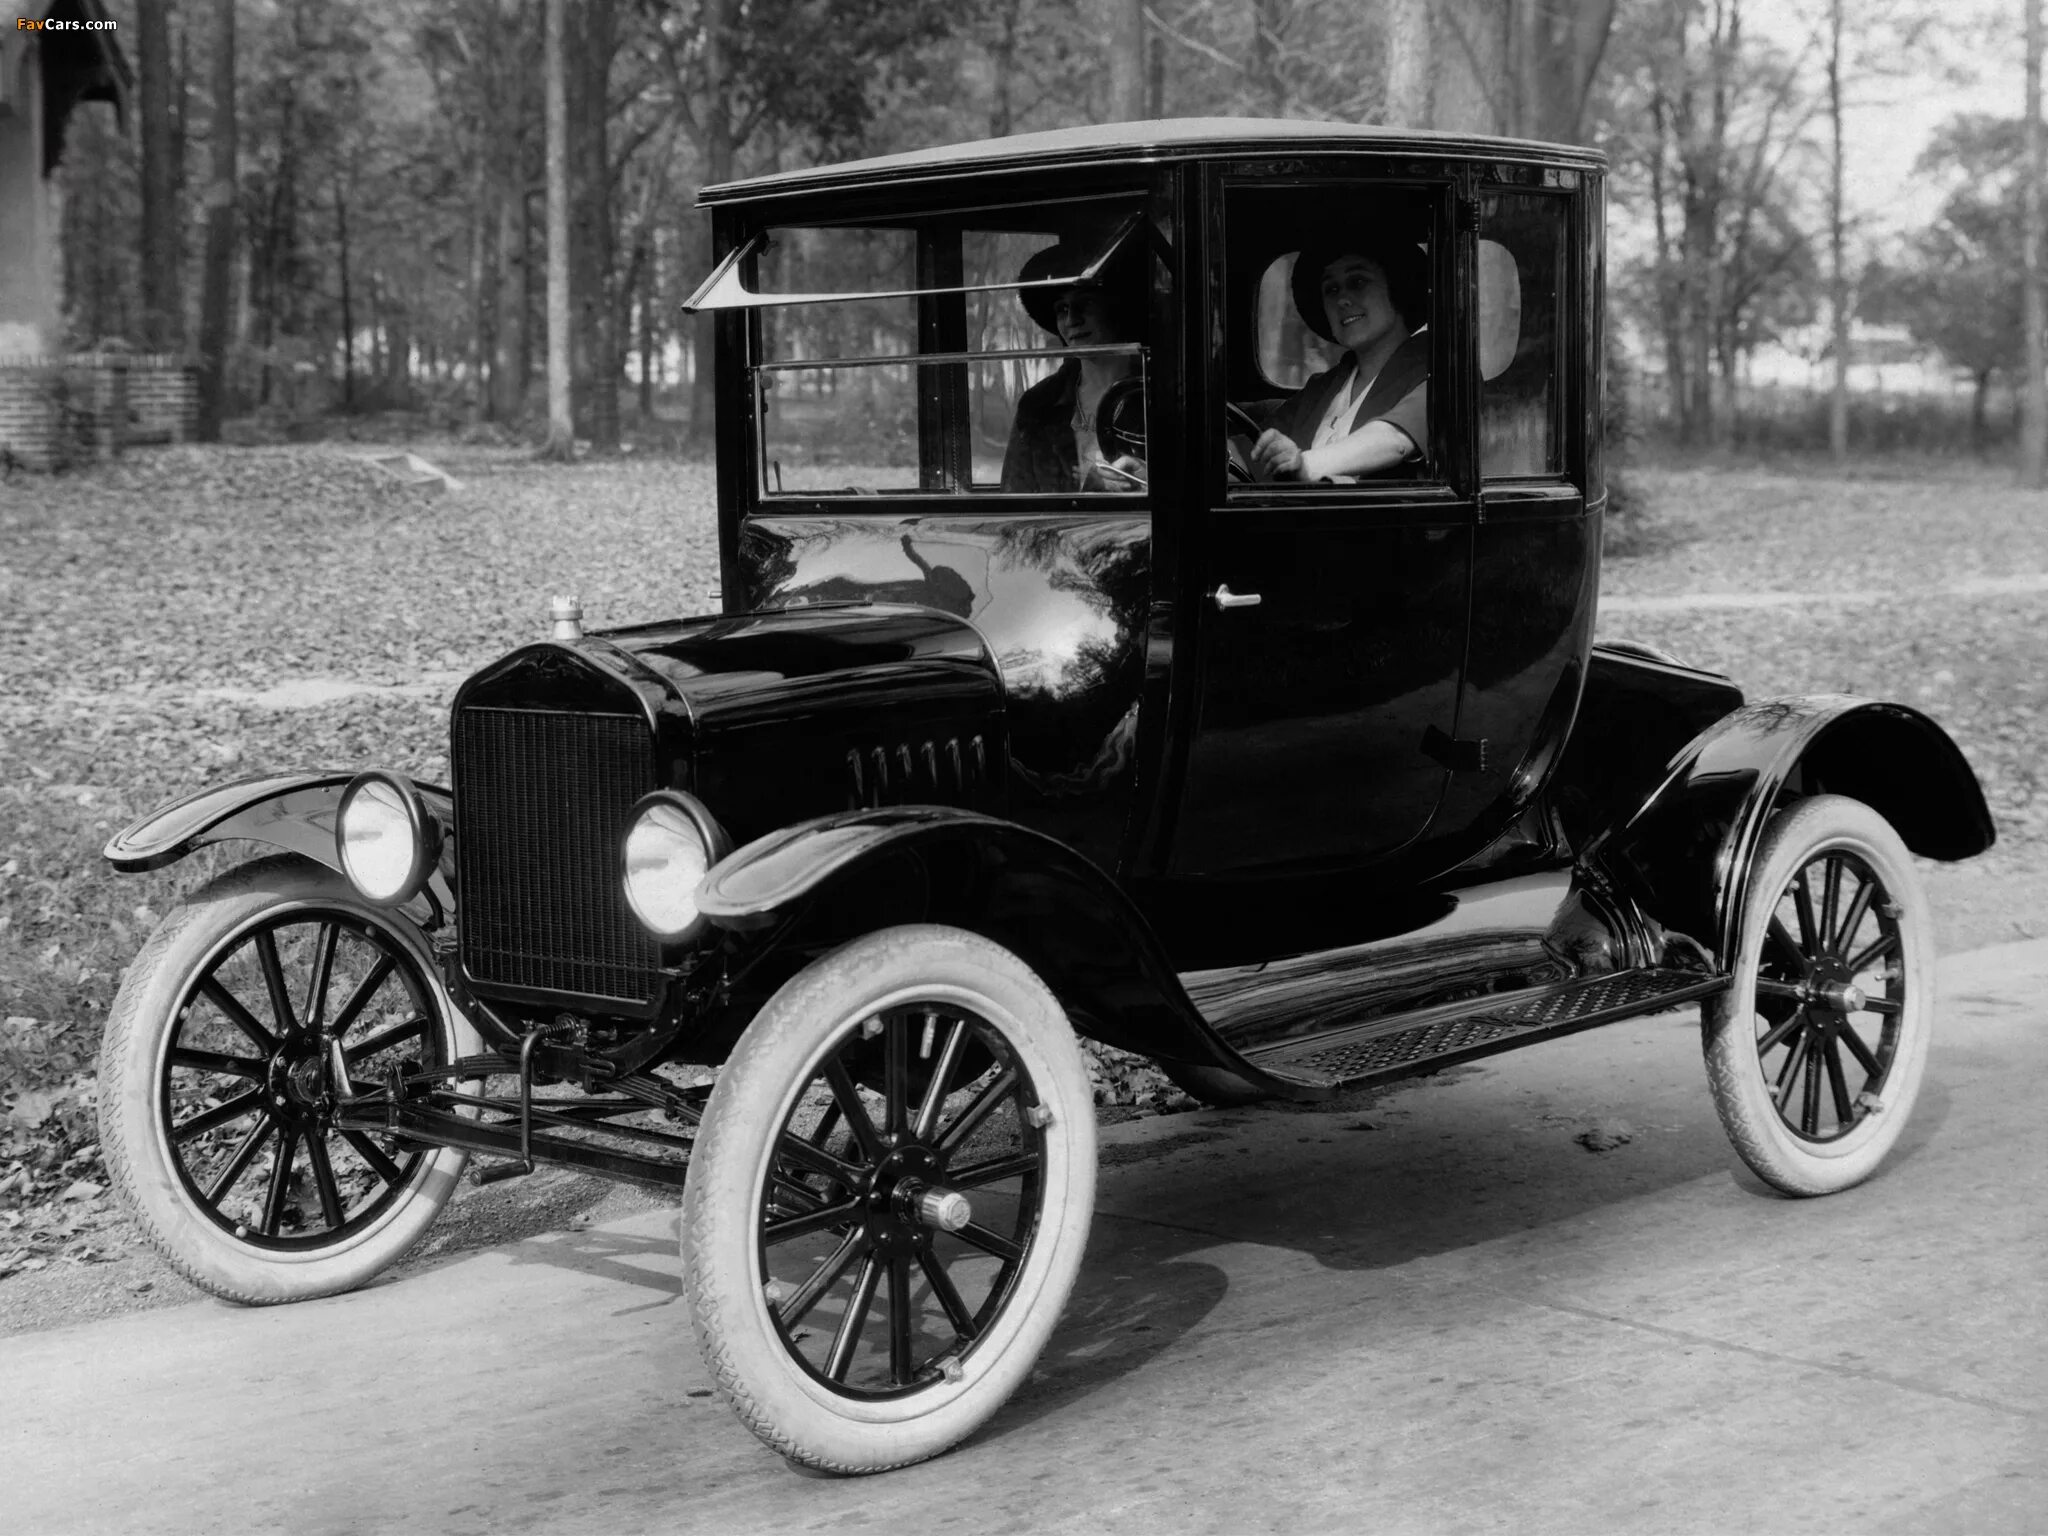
[549,595,583,640]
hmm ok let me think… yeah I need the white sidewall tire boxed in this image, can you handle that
[1702,795,1934,1197]
[97,855,479,1303]
[680,924,1098,1474]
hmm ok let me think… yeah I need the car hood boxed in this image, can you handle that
[452,604,1008,842]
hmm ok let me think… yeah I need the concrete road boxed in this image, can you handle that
[6,946,2045,1536]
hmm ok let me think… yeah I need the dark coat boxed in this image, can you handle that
[1000,360,1081,493]
[1264,329,1431,466]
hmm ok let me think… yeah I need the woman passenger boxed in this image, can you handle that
[1249,235,1429,482]
[1000,241,1146,492]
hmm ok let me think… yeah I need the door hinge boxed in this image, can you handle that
[1422,724,1489,773]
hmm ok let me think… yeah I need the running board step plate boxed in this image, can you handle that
[1242,969,1728,1093]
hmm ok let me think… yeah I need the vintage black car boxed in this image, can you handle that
[98,120,1993,1474]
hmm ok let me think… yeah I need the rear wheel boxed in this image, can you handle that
[98,856,475,1302]
[1702,796,1933,1196]
[680,925,1096,1473]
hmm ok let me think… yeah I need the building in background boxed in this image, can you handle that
[0,5,191,467]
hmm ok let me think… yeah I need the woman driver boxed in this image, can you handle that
[1249,234,1429,482]
[1000,240,1146,492]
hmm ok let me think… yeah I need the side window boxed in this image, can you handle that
[1477,191,1567,478]
[733,201,1160,499]
[1224,183,1439,488]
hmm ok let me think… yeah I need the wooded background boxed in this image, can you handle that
[70,0,2043,460]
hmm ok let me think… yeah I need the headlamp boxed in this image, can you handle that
[336,772,439,905]
[622,791,725,942]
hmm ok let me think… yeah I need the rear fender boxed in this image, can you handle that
[103,771,456,919]
[1590,697,1993,962]
[698,806,1291,1088]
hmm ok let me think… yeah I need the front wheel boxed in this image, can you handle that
[680,925,1097,1473]
[1701,796,1933,1196]
[97,855,476,1303]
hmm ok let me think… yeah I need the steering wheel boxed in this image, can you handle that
[1224,401,1265,482]
[1094,377,1148,475]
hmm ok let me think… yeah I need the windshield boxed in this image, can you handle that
[695,198,1163,498]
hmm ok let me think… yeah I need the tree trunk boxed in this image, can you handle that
[987,0,1020,137]
[335,178,354,409]
[688,0,736,448]
[138,0,182,352]
[1522,0,1617,143]
[1249,0,1288,117]
[543,0,574,458]
[569,0,619,450]
[1384,0,1432,127]
[638,242,656,421]
[1972,369,1990,453]
[2023,0,2047,487]
[493,162,528,423]
[1435,0,1505,133]
[473,157,497,419]
[385,301,411,406]
[1826,0,1850,466]
[1107,0,1146,121]
[195,0,237,439]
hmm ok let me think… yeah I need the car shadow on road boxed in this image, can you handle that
[967,1055,1961,1451]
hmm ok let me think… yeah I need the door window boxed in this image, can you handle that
[1222,182,1440,489]
[1477,191,1568,479]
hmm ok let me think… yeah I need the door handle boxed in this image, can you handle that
[1211,584,1262,610]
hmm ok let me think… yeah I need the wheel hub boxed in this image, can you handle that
[1801,958,1865,1016]
[858,1142,972,1248]
[272,1033,331,1117]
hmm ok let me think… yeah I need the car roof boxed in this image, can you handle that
[699,117,1606,206]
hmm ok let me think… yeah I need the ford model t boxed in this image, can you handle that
[97,120,1993,1473]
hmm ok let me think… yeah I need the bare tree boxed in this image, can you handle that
[1436,0,1616,141]
[138,0,183,351]
[194,0,236,439]
[2022,0,2046,486]
[543,0,574,458]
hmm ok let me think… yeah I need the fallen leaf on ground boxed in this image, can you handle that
[1574,1124,1634,1153]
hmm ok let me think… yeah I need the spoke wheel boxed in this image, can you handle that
[99,856,477,1302]
[1702,796,1933,1196]
[682,925,1096,1473]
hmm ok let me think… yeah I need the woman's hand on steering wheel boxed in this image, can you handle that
[1224,402,1264,482]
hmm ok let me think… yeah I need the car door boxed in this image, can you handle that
[1428,180,1599,848]
[1168,170,1474,878]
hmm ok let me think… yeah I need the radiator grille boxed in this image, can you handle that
[454,707,663,1007]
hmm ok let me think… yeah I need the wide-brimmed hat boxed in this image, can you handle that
[1017,238,1145,336]
[1290,235,1430,342]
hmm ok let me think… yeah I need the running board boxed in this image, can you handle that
[1240,969,1728,1093]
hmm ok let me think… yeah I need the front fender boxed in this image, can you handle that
[1591,696,1994,962]
[103,771,456,916]
[698,806,1297,1090]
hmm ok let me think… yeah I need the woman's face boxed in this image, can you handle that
[1053,289,1120,348]
[1320,255,1402,354]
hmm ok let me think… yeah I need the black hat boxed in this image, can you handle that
[1017,239,1144,336]
[1290,235,1430,342]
